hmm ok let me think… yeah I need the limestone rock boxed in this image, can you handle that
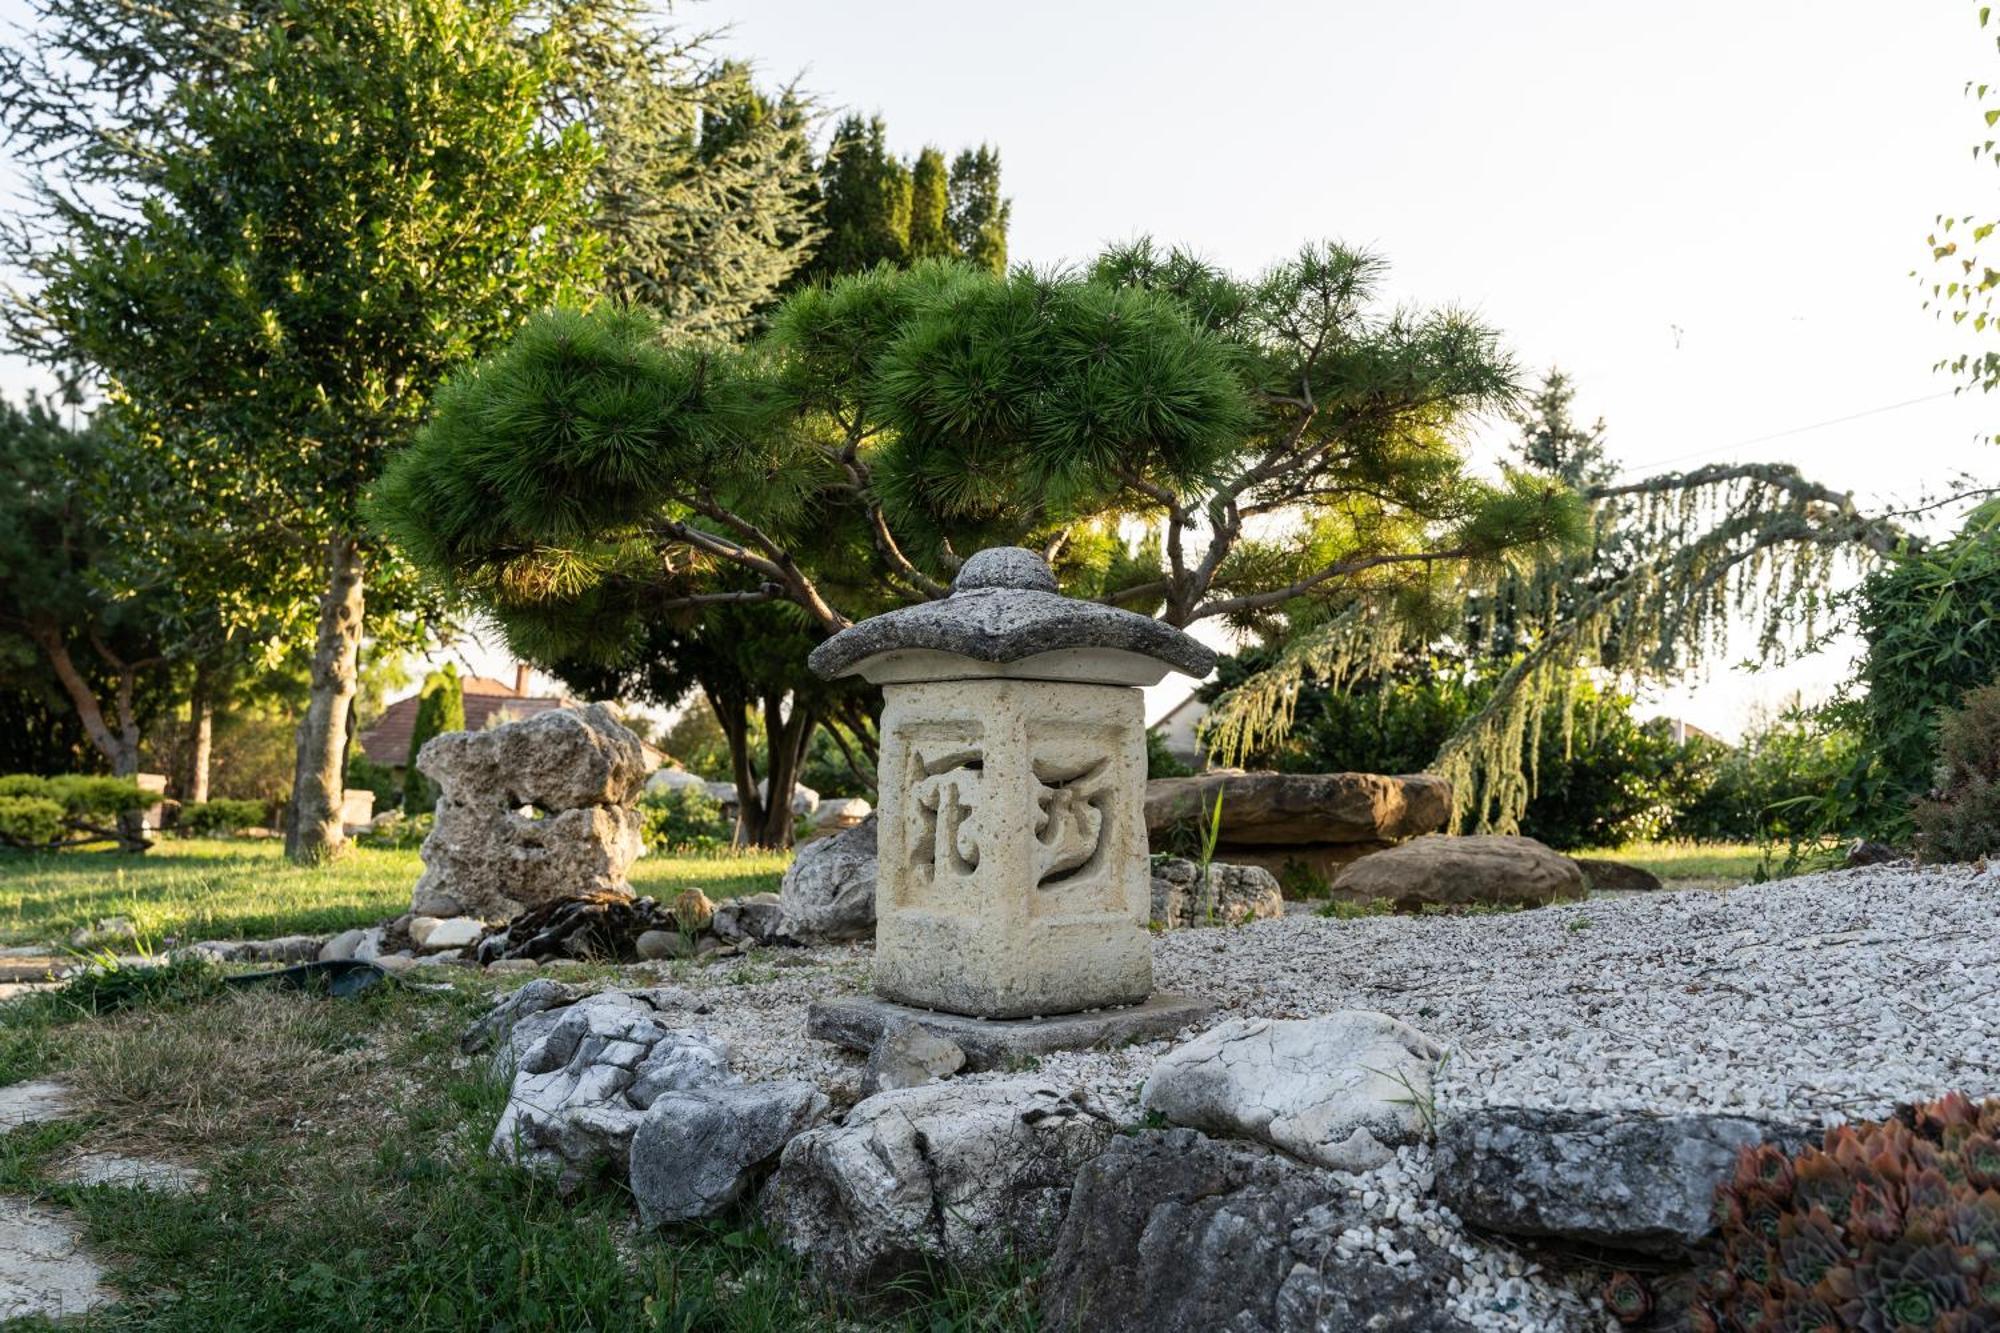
[812,797,872,832]
[763,1078,1115,1291]
[861,1021,965,1094]
[778,814,877,942]
[709,892,785,945]
[410,704,646,921]
[417,917,484,952]
[1570,857,1665,894]
[188,935,324,964]
[1334,835,1587,911]
[629,1080,829,1226]
[490,999,733,1188]
[635,929,690,961]
[0,1080,75,1130]
[1144,770,1452,847]
[667,888,714,933]
[1148,857,1285,929]
[1433,1106,1816,1257]
[1042,1129,1473,1333]
[0,1198,110,1322]
[318,927,368,962]
[1141,1012,1445,1172]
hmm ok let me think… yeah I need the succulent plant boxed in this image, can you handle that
[1695,1093,2000,1332]
[1602,1270,1653,1326]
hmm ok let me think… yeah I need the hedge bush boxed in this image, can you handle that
[178,798,269,837]
[0,774,150,849]
[1911,681,2000,863]
[639,784,731,854]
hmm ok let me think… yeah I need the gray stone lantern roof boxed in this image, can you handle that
[807,546,1216,685]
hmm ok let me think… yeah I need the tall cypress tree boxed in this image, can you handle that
[906,146,953,262]
[403,663,464,814]
[948,146,1010,275]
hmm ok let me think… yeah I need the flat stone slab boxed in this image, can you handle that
[0,1198,111,1321]
[54,1152,203,1193]
[808,993,1215,1071]
[0,1080,76,1130]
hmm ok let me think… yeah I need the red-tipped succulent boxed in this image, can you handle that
[1694,1094,2000,1331]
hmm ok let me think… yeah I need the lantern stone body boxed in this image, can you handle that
[809,547,1214,1019]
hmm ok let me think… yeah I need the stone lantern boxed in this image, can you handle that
[806,547,1215,1033]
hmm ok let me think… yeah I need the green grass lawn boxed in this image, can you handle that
[0,839,790,948]
[1607,840,1796,887]
[0,962,1029,1332]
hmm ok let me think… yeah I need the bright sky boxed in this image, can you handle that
[5,0,1995,737]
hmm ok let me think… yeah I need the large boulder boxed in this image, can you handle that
[778,814,877,942]
[411,704,647,920]
[1042,1129,1473,1333]
[1148,857,1285,930]
[629,1080,829,1226]
[1569,857,1664,894]
[1141,1012,1445,1172]
[762,1078,1115,1292]
[1333,835,1586,911]
[1144,771,1451,847]
[1433,1106,1816,1257]
[489,995,732,1188]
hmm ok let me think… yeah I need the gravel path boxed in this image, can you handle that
[623,861,2000,1332]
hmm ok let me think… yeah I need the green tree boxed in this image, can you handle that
[947,145,1010,274]
[12,0,603,863]
[906,146,954,262]
[808,115,912,278]
[1922,5,2000,410]
[402,663,465,813]
[0,398,167,783]
[369,248,1578,827]
[592,56,822,338]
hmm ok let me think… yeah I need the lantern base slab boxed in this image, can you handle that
[807,992,1215,1072]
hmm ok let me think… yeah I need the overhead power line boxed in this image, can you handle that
[1612,389,1962,478]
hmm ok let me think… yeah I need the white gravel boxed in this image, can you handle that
[561,860,2000,1331]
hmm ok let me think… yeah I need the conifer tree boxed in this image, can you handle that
[948,146,1010,274]
[402,663,464,814]
[808,115,912,278]
[906,147,954,262]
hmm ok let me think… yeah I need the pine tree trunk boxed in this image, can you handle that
[285,534,365,865]
[186,666,213,806]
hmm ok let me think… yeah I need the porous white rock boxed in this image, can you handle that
[1141,1011,1446,1172]
[411,703,647,920]
[762,1078,1115,1291]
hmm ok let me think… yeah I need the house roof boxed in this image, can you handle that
[356,690,565,768]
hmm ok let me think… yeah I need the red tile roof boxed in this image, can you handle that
[355,689,565,768]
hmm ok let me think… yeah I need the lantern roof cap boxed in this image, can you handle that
[807,546,1215,683]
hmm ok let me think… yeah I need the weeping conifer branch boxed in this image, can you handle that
[1201,461,1915,834]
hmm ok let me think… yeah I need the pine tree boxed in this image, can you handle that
[906,147,954,262]
[948,146,1010,274]
[403,664,464,814]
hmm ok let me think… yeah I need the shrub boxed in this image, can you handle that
[1146,727,1195,780]
[1669,707,1858,846]
[356,810,432,850]
[178,798,269,837]
[1695,1092,2000,1333]
[1911,681,2000,863]
[0,774,149,848]
[639,784,730,854]
[345,752,401,809]
[0,795,66,847]
[1838,501,2000,842]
